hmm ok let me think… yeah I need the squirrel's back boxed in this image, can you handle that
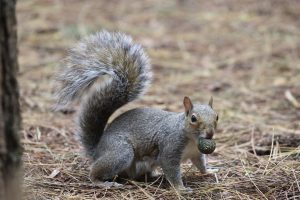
[106,107,177,132]
[55,31,152,157]
[98,107,183,159]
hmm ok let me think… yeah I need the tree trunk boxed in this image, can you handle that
[0,0,22,199]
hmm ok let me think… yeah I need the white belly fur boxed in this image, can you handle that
[181,140,199,162]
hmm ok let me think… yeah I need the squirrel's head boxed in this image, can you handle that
[183,96,218,140]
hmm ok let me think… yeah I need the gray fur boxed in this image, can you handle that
[54,31,218,191]
[55,31,151,155]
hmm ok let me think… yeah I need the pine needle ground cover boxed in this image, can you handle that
[18,0,300,199]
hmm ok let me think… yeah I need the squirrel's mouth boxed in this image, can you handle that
[198,133,214,140]
[197,129,214,140]
[204,135,213,139]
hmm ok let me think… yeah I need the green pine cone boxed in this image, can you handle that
[198,138,216,154]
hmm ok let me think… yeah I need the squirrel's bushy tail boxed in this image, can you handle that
[55,31,151,157]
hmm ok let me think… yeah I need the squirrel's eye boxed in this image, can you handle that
[191,115,197,123]
[216,115,219,121]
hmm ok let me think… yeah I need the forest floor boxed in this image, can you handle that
[17,0,300,199]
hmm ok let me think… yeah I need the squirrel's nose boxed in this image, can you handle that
[205,129,214,139]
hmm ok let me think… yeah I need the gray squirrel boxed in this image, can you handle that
[55,31,218,191]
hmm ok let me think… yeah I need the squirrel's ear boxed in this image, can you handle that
[208,96,213,108]
[183,96,193,116]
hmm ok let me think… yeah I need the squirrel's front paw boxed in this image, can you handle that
[199,167,207,174]
[206,166,219,174]
[199,166,219,174]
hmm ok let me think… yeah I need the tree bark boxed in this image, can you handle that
[0,0,22,199]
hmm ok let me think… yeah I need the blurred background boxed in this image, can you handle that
[18,0,300,199]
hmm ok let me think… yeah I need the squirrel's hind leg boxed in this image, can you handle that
[89,143,134,182]
[125,160,159,181]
